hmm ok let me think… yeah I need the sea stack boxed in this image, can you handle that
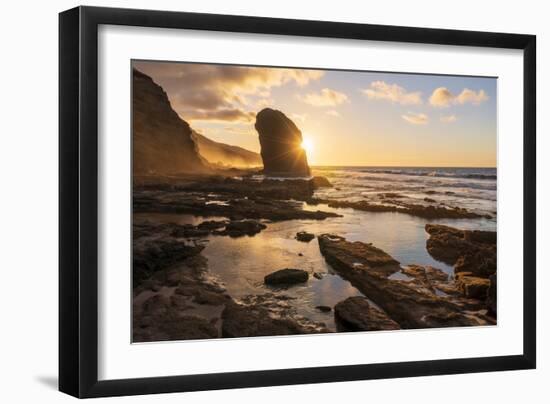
[254,108,310,176]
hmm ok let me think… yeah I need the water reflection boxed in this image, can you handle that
[136,206,494,331]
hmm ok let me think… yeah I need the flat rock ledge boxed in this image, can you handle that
[306,198,490,220]
[264,268,309,286]
[334,296,400,331]
[318,234,495,329]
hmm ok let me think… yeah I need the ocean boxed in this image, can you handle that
[312,166,497,225]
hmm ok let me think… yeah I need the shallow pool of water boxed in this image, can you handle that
[136,205,494,331]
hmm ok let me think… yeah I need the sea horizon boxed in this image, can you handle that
[310,165,496,169]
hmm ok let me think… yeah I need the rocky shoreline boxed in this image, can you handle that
[306,197,492,220]
[133,174,497,342]
[131,70,496,342]
[318,233,495,329]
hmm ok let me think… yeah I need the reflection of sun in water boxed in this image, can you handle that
[301,136,314,156]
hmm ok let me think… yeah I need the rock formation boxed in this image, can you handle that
[191,130,262,168]
[334,296,400,331]
[425,224,496,277]
[296,231,315,242]
[264,268,309,286]
[318,234,494,328]
[254,108,310,176]
[132,69,210,176]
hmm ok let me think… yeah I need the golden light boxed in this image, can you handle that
[301,137,314,156]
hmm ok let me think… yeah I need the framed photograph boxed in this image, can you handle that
[59,6,536,398]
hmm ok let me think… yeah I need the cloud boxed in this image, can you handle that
[455,89,489,105]
[362,81,422,105]
[440,114,457,123]
[299,88,349,106]
[326,110,341,117]
[429,87,454,108]
[401,112,429,125]
[429,87,489,108]
[132,61,324,122]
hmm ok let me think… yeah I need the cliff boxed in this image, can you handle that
[191,131,262,168]
[132,69,210,176]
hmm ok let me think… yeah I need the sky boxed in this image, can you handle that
[133,60,497,167]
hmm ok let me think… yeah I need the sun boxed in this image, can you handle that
[300,137,314,156]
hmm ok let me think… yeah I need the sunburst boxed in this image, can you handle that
[300,136,314,156]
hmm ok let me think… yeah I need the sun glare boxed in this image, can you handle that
[301,137,314,156]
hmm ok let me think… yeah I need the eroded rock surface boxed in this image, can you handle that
[307,198,489,220]
[255,108,310,176]
[133,223,205,286]
[334,296,399,331]
[133,176,341,222]
[425,224,496,278]
[455,273,491,299]
[134,256,325,341]
[221,299,323,338]
[318,234,494,329]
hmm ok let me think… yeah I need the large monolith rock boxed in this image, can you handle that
[254,108,310,176]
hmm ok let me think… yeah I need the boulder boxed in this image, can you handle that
[296,231,315,242]
[264,268,309,285]
[214,220,266,237]
[255,108,310,176]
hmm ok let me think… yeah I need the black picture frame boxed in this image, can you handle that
[59,5,536,398]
